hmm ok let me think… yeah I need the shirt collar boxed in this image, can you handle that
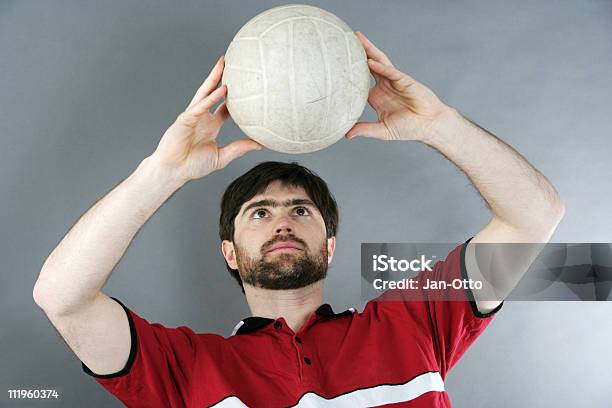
[231,303,355,336]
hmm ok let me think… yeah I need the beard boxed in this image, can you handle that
[235,235,328,290]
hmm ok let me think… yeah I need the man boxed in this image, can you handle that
[33,32,564,407]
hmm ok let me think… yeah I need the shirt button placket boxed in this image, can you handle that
[296,335,315,386]
[293,335,308,381]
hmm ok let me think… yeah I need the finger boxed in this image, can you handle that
[213,102,230,122]
[217,138,263,169]
[186,56,225,110]
[368,59,416,87]
[366,64,383,84]
[345,121,389,140]
[176,86,227,128]
[186,85,227,117]
[355,31,394,67]
[356,32,392,65]
[188,55,224,109]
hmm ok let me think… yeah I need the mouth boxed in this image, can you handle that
[268,247,301,253]
[266,242,303,254]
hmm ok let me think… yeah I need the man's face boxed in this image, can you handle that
[221,180,336,290]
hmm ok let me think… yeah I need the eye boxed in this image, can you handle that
[252,209,268,219]
[294,206,310,216]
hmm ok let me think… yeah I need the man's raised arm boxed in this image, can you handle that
[345,32,564,314]
[32,56,261,375]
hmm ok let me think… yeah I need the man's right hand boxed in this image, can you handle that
[150,55,262,183]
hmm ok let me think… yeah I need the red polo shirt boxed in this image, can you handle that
[82,239,503,407]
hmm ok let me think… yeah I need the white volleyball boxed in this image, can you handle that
[222,4,370,154]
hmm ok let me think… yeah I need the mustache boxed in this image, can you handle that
[261,235,308,253]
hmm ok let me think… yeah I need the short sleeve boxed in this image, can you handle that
[375,238,503,377]
[81,297,197,408]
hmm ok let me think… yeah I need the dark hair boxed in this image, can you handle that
[219,161,339,293]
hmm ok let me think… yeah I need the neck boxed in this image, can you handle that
[244,279,325,333]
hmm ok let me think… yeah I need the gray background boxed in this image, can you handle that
[1,0,611,407]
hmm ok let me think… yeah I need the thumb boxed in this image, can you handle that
[345,121,389,140]
[217,138,262,169]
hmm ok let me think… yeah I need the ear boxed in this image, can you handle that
[326,236,336,264]
[221,240,239,270]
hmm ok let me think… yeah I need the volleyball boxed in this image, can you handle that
[222,4,370,154]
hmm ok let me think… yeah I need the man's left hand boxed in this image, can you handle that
[346,32,452,142]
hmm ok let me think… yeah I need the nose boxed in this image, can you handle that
[274,218,293,235]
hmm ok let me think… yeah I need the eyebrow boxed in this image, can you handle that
[240,198,316,218]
